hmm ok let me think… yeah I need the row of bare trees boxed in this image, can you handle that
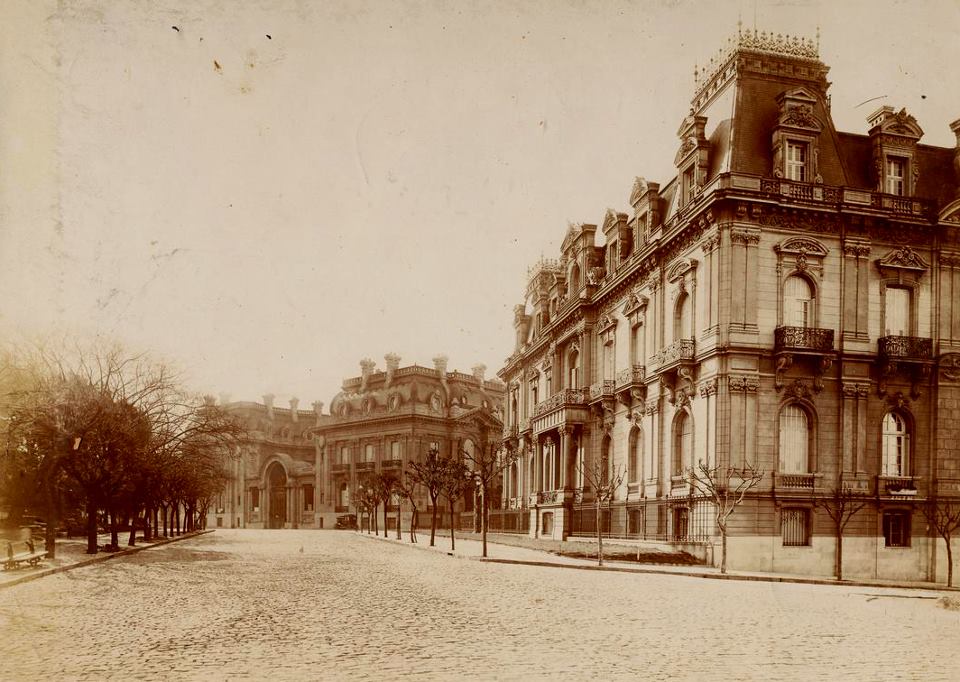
[0,343,246,556]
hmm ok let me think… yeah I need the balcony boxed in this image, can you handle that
[775,326,834,353]
[775,473,815,489]
[653,339,695,370]
[355,461,375,472]
[533,388,588,417]
[774,327,835,392]
[503,423,519,440]
[588,380,615,403]
[878,475,919,498]
[877,336,934,397]
[878,336,933,361]
[381,459,403,469]
[335,505,350,513]
[615,365,647,405]
[330,463,350,473]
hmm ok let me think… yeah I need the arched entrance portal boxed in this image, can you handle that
[267,462,287,529]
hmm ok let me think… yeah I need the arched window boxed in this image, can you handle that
[882,412,910,477]
[784,275,814,328]
[675,292,692,340]
[569,263,581,293]
[673,412,692,475]
[628,427,642,483]
[568,349,580,389]
[778,404,810,473]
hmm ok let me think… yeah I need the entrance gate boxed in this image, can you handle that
[267,462,287,529]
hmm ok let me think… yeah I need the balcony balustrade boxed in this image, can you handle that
[589,380,615,401]
[503,423,519,439]
[519,418,531,433]
[331,463,351,473]
[615,364,646,388]
[878,475,918,496]
[774,326,834,353]
[774,472,815,490]
[653,339,695,368]
[381,459,403,469]
[878,336,933,361]
[355,461,375,472]
[533,388,588,417]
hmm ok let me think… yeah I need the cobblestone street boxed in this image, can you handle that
[1,530,958,681]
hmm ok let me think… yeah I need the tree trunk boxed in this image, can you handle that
[143,508,153,542]
[945,533,954,588]
[43,474,59,559]
[383,501,388,538]
[128,512,137,546]
[596,501,603,567]
[720,525,728,574]
[449,500,456,551]
[109,509,119,549]
[411,507,418,543]
[86,499,98,554]
[481,485,488,558]
[430,497,438,547]
[835,524,844,580]
[395,503,401,540]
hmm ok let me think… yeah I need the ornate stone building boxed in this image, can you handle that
[497,29,960,582]
[208,355,505,531]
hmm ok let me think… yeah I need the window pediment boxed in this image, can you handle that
[876,246,929,277]
[667,258,698,283]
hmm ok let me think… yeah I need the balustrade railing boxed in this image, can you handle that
[533,388,588,416]
[381,459,403,469]
[331,463,350,473]
[879,475,918,495]
[878,336,933,360]
[589,380,615,400]
[355,461,375,471]
[775,472,815,489]
[615,364,646,388]
[774,326,834,352]
[654,339,695,367]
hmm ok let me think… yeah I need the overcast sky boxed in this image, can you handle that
[2,0,959,408]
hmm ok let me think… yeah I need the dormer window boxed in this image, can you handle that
[785,141,808,182]
[683,166,696,204]
[886,157,906,196]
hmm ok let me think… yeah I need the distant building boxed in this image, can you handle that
[208,355,505,532]
[497,28,960,582]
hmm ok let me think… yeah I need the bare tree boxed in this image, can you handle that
[354,482,376,534]
[921,498,960,587]
[813,485,869,581]
[460,431,520,558]
[372,472,398,538]
[406,447,449,547]
[578,455,626,566]
[440,456,471,552]
[395,471,420,543]
[688,460,764,574]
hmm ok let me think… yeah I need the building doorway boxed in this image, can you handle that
[267,462,287,529]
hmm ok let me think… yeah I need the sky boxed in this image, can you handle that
[2,0,959,408]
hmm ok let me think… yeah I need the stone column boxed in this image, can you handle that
[560,427,572,489]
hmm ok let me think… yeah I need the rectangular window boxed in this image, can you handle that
[339,446,349,465]
[782,508,810,546]
[391,440,401,460]
[886,157,906,195]
[883,511,911,547]
[786,141,807,181]
[250,487,260,511]
[683,167,696,204]
[884,287,911,336]
[364,444,375,462]
[303,484,314,512]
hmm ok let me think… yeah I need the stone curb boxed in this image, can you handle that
[0,529,215,591]
[360,531,959,594]
[355,531,475,560]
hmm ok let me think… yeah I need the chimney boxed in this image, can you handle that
[289,397,299,422]
[472,364,486,383]
[263,393,275,420]
[432,354,448,377]
[312,400,324,425]
[384,353,401,388]
[218,392,231,406]
[359,358,376,392]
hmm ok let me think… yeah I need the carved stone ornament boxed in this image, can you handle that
[644,398,660,415]
[730,228,761,246]
[597,312,617,333]
[887,391,910,410]
[699,378,718,398]
[876,246,930,274]
[587,266,606,285]
[843,241,871,258]
[430,392,443,414]
[940,353,960,381]
[729,375,760,393]
[781,104,820,130]
[388,393,402,412]
[785,379,812,401]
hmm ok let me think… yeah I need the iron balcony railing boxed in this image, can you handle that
[774,326,834,352]
[878,336,933,360]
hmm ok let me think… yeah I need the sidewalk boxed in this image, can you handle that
[360,529,959,594]
[0,530,211,590]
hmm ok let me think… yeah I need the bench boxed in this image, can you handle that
[3,540,48,570]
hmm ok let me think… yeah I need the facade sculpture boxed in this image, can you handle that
[497,28,960,582]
